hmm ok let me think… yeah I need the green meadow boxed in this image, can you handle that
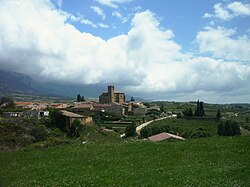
[0,136,249,186]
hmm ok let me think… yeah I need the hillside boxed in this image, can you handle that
[0,136,249,186]
[0,69,35,94]
[0,69,104,98]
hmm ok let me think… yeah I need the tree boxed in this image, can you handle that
[199,102,205,116]
[195,100,205,117]
[130,97,135,102]
[246,117,249,123]
[70,119,82,137]
[218,120,240,136]
[216,108,221,119]
[125,123,136,137]
[160,103,164,113]
[77,94,81,102]
[183,108,193,117]
[49,109,66,131]
[81,96,85,102]
[77,94,85,102]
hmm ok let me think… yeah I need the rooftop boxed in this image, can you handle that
[60,110,84,118]
[148,132,185,142]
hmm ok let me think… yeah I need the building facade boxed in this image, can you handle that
[99,85,125,104]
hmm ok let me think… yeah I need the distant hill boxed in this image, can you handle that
[0,69,105,98]
[0,69,35,94]
[0,69,150,101]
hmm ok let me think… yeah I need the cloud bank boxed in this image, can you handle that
[204,1,250,20]
[0,0,249,102]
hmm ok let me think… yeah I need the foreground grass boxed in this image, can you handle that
[0,136,249,186]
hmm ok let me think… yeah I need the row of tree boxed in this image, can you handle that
[182,100,206,117]
[76,94,85,102]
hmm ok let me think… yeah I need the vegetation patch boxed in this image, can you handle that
[140,118,218,139]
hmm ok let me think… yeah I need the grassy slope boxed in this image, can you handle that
[0,136,249,186]
[143,118,218,138]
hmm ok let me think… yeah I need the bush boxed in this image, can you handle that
[218,120,241,136]
[125,123,136,137]
[31,125,48,142]
[70,119,83,137]
[182,108,193,117]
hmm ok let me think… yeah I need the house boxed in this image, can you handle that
[14,102,33,109]
[24,110,49,118]
[2,112,22,118]
[50,103,69,109]
[60,110,93,131]
[71,102,94,112]
[148,132,185,142]
[147,105,160,112]
[105,102,125,116]
[99,85,125,104]
[130,102,147,115]
[92,103,111,112]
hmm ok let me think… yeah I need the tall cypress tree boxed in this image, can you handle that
[195,100,200,116]
[195,100,205,116]
[216,108,221,119]
[200,102,205,116]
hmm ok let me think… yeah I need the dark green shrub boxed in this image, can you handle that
[125,123,136,137]
[218,120,241,136]
[31,125,48,142]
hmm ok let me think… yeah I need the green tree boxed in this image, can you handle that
[160,103,164,113]
[49,109,66,131]
[246,117,249,123]
[183,108,193,117]
[130,97,135,102]
[216,108,221,119]
[81,96,85,102]
[77,94,86,102]
[77,94,81,102]
[199,102,205,116]
[125,123,136,137]
[70,119,82,137]
[218,120,240,136]
[195,100,205,117]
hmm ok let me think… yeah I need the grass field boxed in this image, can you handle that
[141,117,218,138]
[0,136,249,186]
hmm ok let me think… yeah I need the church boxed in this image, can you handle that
[99,85,125,104]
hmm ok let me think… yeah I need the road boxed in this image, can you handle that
[136,114,177,135]
[120,114,177,138]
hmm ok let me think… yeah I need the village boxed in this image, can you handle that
[3,85,166,118]
[1,85,180,142]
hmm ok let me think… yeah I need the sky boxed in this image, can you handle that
[0,0,250,103]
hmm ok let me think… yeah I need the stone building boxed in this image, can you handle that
[99,85,125,104]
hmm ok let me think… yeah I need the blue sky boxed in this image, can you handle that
[0,0,250,103]
[53,0,250,52]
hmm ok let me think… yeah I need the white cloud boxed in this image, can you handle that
[91,6,106,20]
[0,1,249,101]
[112,11,128,23]
[196,27,250,61]
[96,0,132,9]
[112,11,122,18]
[97,23,109,28]
[80,18,97,28]
[56,0,63,9]
[227,1,250,16]
[203,1,250,21]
